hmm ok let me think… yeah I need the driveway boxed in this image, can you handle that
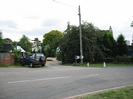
[0,64,133,99]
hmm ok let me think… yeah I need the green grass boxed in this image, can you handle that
[75,86,133,99]
[90,63,133,67]
[64,63,133,67]
[88,63,133,67]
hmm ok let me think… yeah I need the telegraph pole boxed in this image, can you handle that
[53,0,83,63]
[131,21,133,46]
[78,5,83,64]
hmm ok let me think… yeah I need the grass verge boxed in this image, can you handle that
[64,63,133,67]
[88,63,133,67]
[74,86,133,99]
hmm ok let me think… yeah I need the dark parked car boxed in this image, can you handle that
[21,53,46,67]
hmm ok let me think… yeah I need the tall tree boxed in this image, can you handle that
[116,34,128,56]
[102,32,116,57]
[60,22,104,63]
[43,30,64,57]
[0,37,4,52]
[60,25,80,63]
[18,35,32,52]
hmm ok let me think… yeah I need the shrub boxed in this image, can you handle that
[115,55,132,63]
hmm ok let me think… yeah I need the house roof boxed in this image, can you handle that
[0,44,13,52]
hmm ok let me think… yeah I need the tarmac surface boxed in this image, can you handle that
[0,59,133,99]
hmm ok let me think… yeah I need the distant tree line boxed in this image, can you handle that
[0,21,133,64]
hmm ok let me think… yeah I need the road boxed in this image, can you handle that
[0,65,133,99]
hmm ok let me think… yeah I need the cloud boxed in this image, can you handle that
[21,20,66,41]
[20,27,51,41]
[0,0,132,43]
[42,19,60,27]
[25,16,41,20]
[0,20,17,29]
[1,18,66,41]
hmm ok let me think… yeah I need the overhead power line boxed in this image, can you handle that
[52,0,76,8]
[52,0,83,64]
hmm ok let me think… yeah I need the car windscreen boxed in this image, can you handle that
[31,54,44,59]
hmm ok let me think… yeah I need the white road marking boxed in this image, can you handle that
[64,85,132,99]
[84,74,99,78]
[8,76,69,84]
[8,74,99,84]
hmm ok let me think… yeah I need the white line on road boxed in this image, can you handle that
[64,85,133,99]
[84,74,99,78]
[8,74,99,84]
[8,76,69,84]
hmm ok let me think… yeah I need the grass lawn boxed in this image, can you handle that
[67,63,133,67]
[88,63,133,67]
[74,86,133,99]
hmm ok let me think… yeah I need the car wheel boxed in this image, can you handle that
[41,64,45,66]
[30,63,33,68]
[21,62,25,66]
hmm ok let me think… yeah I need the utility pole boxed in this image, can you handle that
[131,21,133,27]
[78,5,83,64]
[53,0,83,63]
[131,21,133,46]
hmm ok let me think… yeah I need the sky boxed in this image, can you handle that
[0,0,133,43]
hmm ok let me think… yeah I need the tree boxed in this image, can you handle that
[0,38,4,52]
[18,35,32,52]
[60,25,80,63]
[81,22,101,62]
[102,32,116,58]
[43,30,64,57]
[116,34,128,56]
[60,22,105,64]
[131,21,133,27]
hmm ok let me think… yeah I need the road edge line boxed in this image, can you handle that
[64,84,133,99]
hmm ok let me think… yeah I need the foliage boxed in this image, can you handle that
[114,55,132,63]
[0,38,13,52]
[60,22,105,64]
[60,25,80,63]
[102,32,116,57]
[12,41,18,47]
[59,22,131,64]
[12,49,22,64]
[0,38,5,51]
[116,34,128,56]
[18,35,32,52]
[75,86,133,99]
[43,30,64,57]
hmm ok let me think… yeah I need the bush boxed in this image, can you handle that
[115,55,132,63]
[104,58,114,63]
[13,51,22,64]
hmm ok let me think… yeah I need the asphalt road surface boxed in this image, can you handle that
[0,65,133,99]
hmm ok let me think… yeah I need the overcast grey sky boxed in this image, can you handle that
[0,0,133,43]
